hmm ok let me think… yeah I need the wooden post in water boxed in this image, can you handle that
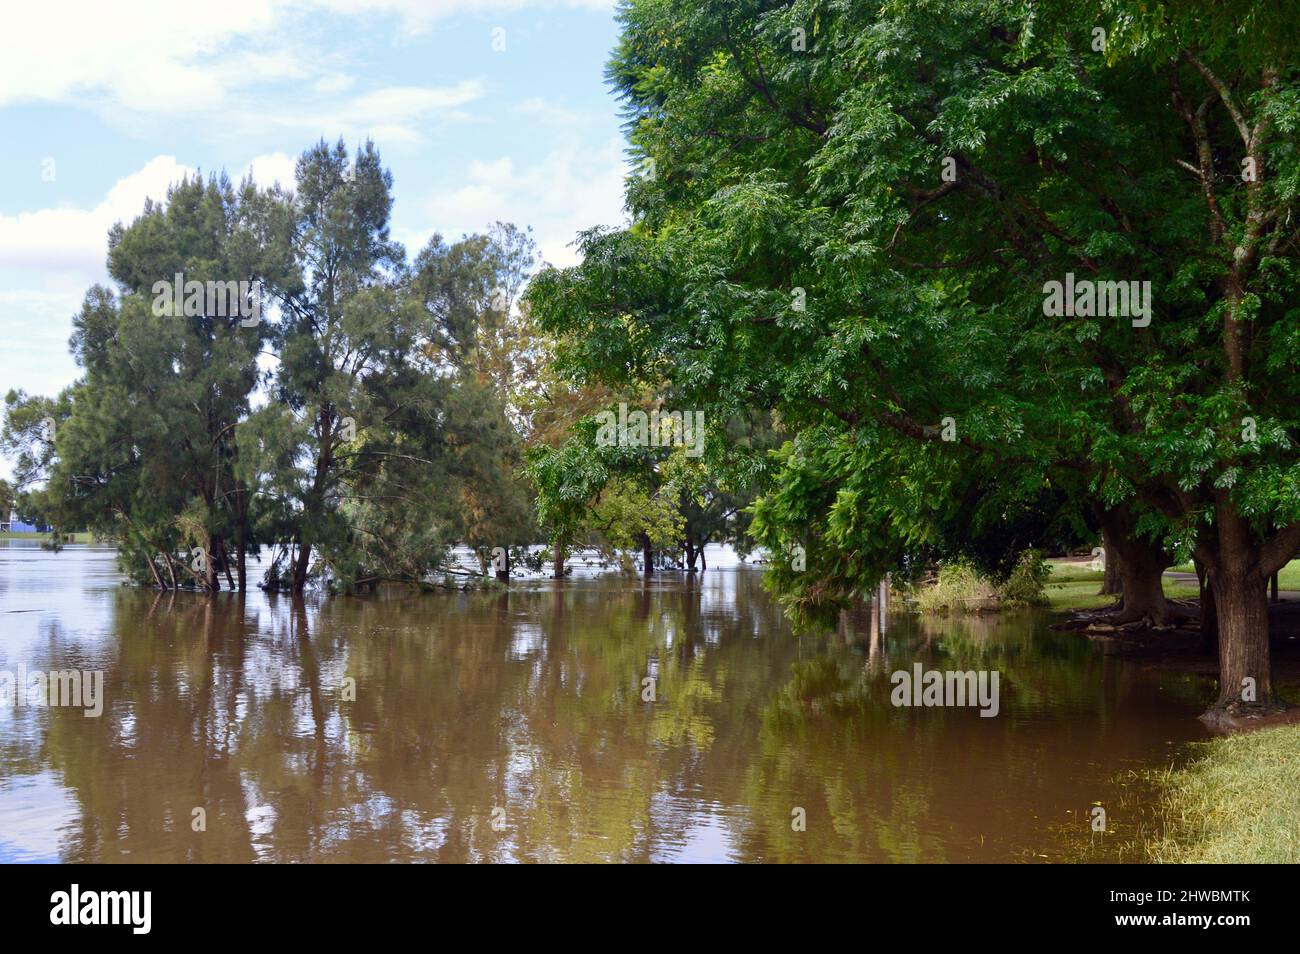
[877,575,889,636]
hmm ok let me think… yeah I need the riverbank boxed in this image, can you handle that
[1043,561,1300,861]
[1149,724,1300,863]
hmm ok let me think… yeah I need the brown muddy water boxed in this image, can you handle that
[0,542,1212,863]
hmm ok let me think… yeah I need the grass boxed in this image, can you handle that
[1043,560,1198,611]
[1149,724,1300,863]
[1171,557,1300,591]
[910,561,999,613]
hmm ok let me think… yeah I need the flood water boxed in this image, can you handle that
[0,542,1212,863]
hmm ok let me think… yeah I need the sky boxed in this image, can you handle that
[0,0,631,424]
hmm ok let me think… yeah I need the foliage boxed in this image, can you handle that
[911,561,998,615]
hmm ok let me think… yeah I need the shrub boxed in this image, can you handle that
[912,560,998,614]
[998,548,1050,606]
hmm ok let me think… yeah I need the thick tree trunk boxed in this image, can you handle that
[552,538,565,579]
[1099,533,1122,596]
[684,539,698,573]
[1098,506,1169,624]
[496,548,510,582]
[1201,505,1276,711]
[1114,544,1168,624]
[1270,571,1279,604]
[1209,565,1271,707]
[641,533,654,576]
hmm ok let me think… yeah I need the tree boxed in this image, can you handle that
[264,138,406,593]
[13,173,287,589]
[530,0,1300,715]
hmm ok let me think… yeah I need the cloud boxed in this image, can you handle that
[0,156,194,278]
[0,1,283,112]
[0,1,611,116]
[0,289,85,409]
[0,153,317,282]
[415,136,629,266]
[244,153,300,191]
[515,97,585,126]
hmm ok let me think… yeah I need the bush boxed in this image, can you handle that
[998,548,1050,606]
[912,560,998,614]
[910,550,1048,613]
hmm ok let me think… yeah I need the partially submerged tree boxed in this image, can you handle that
[530,0,1300,714]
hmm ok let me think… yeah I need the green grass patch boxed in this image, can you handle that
[1171,557,1300,591]
[1150,724,1300,863]
[0,531,95,543]
[1043,560,1197,611]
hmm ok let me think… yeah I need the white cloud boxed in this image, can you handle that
[0,1,283,112]
[515,96,584,126]
[0,156,194,277]
[244,153,300,191]
[0,152,315,285]
[415,136,629,266]
[0,1,612,115]
[314,74,358,95]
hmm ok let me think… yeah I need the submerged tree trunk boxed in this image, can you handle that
[552,538,565,579]
[641,533,654,576]
[496,548,511,582]
[292,540,311,594]
[206,533,222,593]
[684,538,698,573]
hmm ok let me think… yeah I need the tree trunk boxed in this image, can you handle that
[641,533,654,576]
[292,539,311,594]
[206,533,221,593]
[237,531,247,593]
[1195,558,1219,653]
[1270,571,1280,604]
[1099,533,1121,595]
[552,538,565,579]
[1114,544,1168,624]
[684,539,698,573]
[221,540,235,590]
[1209,564,1271,707]
[496,548,510,582]
[1098,506,1168,624]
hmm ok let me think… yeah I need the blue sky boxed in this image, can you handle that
[0,0,630,419]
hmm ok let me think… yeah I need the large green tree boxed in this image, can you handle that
[529,0,1300,713]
